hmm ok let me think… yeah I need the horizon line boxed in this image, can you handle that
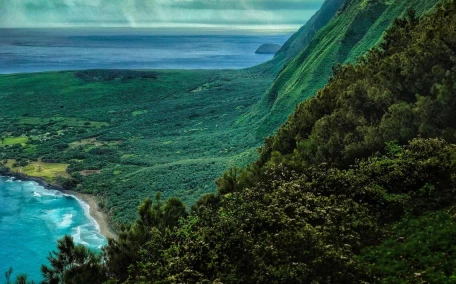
[0,23,302,33]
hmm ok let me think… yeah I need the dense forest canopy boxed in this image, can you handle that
[6,0,456,283]
[5,0,456,283]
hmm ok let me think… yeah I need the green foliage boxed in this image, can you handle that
[255,0,346,74]
[116,2,456,282]
[215,167,241,195]
[74,70,157,82]
[360,210,456,283]
[79,138,456,283]
[153,138,455,283]
[0,0,348,228]
[252,0,456,174]
[8,1,456,282]
[41,236,106,284]
[246,0,441,137]
[4,268,35,284]
[103,195,187,283]
[30,137,452,283]
[0,68,274,224]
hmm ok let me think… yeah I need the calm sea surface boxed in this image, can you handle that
[0,28,290,74]
[0,177,106,282]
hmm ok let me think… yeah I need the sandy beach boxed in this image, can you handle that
[65,190,118,240]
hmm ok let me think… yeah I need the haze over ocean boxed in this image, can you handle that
[0,29,290,74]
[0,177,106,282]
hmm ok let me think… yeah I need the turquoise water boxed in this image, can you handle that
[0,176,107,282]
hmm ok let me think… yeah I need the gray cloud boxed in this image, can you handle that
[0,0,325,29]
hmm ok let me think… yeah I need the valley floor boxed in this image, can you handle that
[0,68,274,225]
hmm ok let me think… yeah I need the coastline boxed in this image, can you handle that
[65,190,118,240]
[0,172,117,240]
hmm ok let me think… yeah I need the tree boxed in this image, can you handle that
[41,236,106,284]
[4,268,35,284]
[104,194,188,282]
[216,167,241,195]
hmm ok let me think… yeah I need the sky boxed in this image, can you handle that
[0,0,325,31]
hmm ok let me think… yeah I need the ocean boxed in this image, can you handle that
[0,177,106,282]
[0,28,290,74]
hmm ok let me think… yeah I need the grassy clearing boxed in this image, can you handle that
[132,110,149,116]
[190,82,218,93]
[5,159,70,181]
[0,137,28,146]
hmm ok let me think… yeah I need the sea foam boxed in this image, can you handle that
[58,213,74,228]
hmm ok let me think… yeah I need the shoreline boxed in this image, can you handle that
[65,190,118,240]
[0,172,118,240]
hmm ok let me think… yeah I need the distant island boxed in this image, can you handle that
[255,43,282,54]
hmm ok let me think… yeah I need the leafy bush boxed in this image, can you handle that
[360,211,456,283]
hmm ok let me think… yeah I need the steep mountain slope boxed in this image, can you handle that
[246,0,441,137]
[256,0,345,74]
[275,0,346,64]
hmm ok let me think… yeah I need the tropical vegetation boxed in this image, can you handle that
[5,0,456,282]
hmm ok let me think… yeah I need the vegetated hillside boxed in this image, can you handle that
[138,2,456,282]
[0,69,272,224]
[0,0,341,226]
[247,0,441,137]
[21,2,456,283]
[256,0,345,74]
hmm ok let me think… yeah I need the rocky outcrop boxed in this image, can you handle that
[255,44,282,54]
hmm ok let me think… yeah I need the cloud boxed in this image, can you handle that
[0,0,325,29]
[164,0,323,10]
